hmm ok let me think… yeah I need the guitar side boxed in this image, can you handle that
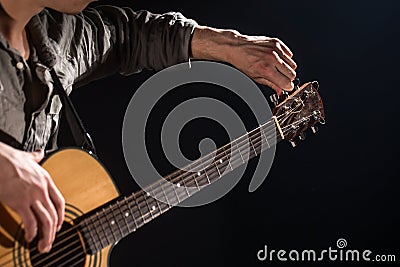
[0,148,120,267]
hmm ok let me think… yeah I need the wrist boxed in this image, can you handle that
[191,26,244,63]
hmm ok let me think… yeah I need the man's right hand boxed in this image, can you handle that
[0,142,65,253]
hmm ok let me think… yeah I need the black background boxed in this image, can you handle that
[59,0,400,266]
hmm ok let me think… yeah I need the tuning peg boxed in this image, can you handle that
[311,126,318,134]
[270,94,279,106]
[299,132,306,141]
[282,90,290,99]
[294,78,300,89]
[311,81,319,90]
[289,140,297,147]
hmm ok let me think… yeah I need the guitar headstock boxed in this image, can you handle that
[271,81,325,147]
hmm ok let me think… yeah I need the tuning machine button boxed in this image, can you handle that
[311,126,318,134]
[311,81,320,90]
[270,94,279,106]
[299,132,306,141]
[282,91,290,98]
[293,77,300,90]
[289,140,297,147]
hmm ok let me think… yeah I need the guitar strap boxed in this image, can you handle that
[0,129,23,150]
[0,70,96,154]
[49,68,97,154]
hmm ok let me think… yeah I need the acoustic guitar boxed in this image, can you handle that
[0,81,325,266]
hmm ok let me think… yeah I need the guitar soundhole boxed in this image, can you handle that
[29,222,85,267]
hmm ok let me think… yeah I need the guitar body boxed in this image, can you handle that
[0,148,120,267]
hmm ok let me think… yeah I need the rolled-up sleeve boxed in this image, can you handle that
[49,5,197,86]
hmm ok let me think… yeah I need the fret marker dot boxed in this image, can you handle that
[125,212,129,217]
[197,172,201,176]
[152,206,156,211]
[177,183,181,187]
[111,220,115,225]
[219,159,223,164]
[146,192,150,197]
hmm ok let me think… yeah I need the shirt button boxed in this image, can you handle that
[16,62,24,70]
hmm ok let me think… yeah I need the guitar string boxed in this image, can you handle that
[0,117,282,267]
[49,89,318,267]
[28,114,317,267]
[1,110,316,267]
[24,114,280,253]
[30,87,318,267]
[23,119,281,267]
[0,107,306,267]
[3,116,309,267]
[30,120,285,267]
[39,112,318,267]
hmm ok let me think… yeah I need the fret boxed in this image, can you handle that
[109,204,123,241]
[143,192,156,220]
[222,145,234,171]
[112,202,126,237]
[129,199,144,228]
[170,180,181,204]
[150,186,167,214]
[175,180,190,204]
[215,152,229,176]
[126,198,139,231]
[260,124,271,149]
[122,196,136,232]
[199,157,211,185]
[100,214,113,245]
[159,180,172,208]
[133,194,150,224]
[147,185,165,215]
[182,173,198,194]
[160,180,179,206]
[111,203,125,238]
[234,139,245,163]
[102,207,118,244]
[213,160,221,178]
[87,215,104,249]
[193,173,201,190]
[139,192,154,222]
[180,171,192,197]
[249,133,258,156]
[117,200,131,234]
[177,173,191,199]
[229,144,248,170]
[97,211,112,246]
[90,213,108,248]
[83,219,99,253]
[205,162,220,182]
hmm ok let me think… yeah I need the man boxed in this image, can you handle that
[0,0,297,254]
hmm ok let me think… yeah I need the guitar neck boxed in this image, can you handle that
[78,118,282,254]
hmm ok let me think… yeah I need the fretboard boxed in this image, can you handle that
[79,118,281,254]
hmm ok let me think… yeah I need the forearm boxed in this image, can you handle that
[191,26,241,63]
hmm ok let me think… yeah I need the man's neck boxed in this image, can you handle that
[0,0,43,59]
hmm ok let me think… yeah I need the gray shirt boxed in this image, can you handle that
[0,5,197,151]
